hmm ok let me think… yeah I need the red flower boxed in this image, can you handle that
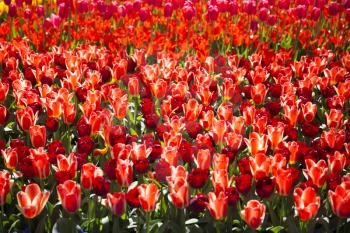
[29,125,46,147]
[293,187,320,221]
[236,174,252,194]
[190,193,208,212]
[207,191,228,220]
[126,187,141,208]
[107,192,126,216]
[16,106,37,131]
[241,200,266,229]
[328,182,350,218]
[0,104,7,125]
[256,176,275,199]
[188,168,209,189]
[17,183,50,219]
[138,183,160,212]
[0,170,13,205]
[57,180,81,213]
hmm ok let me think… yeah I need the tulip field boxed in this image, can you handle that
[0,0,350,232]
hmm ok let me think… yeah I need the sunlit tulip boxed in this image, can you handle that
[16,106,37,131]
[106,192,126,216]
[115,159,133,187]
[183,98,202,121]
[168,177,190,208]
[81,163,104,190]
[249,153,271,180]
[328,182,350,218]
[0,170,13,205]
[1,148,18,170]
[241,200,266,229]
[275,168,294,196]
[30,148,50,179]
[138,183,160,212]
[303,159,328,188]
[207,192,228,220]
[194,149,211,170]
[17,183,50,219]
[300,102,317,122]
[293,187,320,221]
[29,125,46,147]
[57,180,81,213]
[244,132,268,156]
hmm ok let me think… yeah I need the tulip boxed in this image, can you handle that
[106,192,126,216]
[16,106,37,131]
[249,153,271,180]
[0,81,9,102]
[149,79,167,99]
[54,153,77,183]
[0,170,13,205]
[251,83,267,104]
[168,177,190,208]
[241,200,266,229]
[328,182,350,218]
[328,151,346,177]
[128,77,139,96]
[0,104,7,125]
[17,183,50,218]
[1,148,18,170]
[194,149,211,170]
[325,108,343,129]
[81,163,104,190]
[213,153,229,171]
[303,159,328,188]
[293,187,320,221]
[244,132,268,156]
[207,192,228,220]
[62,102,76,125]
[138,183,160,212]
[57,180,81,213]
[183,98,202,121]
[267,123,285,150]
[30,148,50,179]
[275,168,294,196]
[187,168,209,189]
[115,159,133,187]
[29,125,46,147]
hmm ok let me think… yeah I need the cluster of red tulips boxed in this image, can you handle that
[0,0,350,233]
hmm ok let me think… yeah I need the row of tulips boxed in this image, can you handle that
[0,37,349,233]
[0,0,349,58]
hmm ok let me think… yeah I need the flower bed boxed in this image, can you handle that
[0,0,350,232]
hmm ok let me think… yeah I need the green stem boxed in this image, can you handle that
[146,211,151,233]
[0,205,4,233]
[112,215,120,233]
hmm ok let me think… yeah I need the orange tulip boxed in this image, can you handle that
[300,102,317,122]
[213,153,229,171]
[17,183,50,219]
[149,79,168,99]
[207,191,228,220]
[283,104,299,126]
[16,106,37,131]
[325,108,343,129]
[287,141,299,164]
[106,192,126,216]
[253,115,267,135]
[251,83,267,104]
[267,123,285,150]
[210,119,227,146]
[1,148,18,170]
[29,125,46,147]
[293,187,320,221]
[115,159,133,187]
[29,148,50,179]
[199,110,214,130]
[303,159,328,188]
[242,105,256,125]
[168,177,189,208]
[194,149,211,170]
[328,182,350,218]
[327,151,346,177]
[0,170,13,205]
[62,102,76,125]
[230,116,245,134]
[244,132,268,156]
[128,77,140,96]
[240,200,266,229]
[249,153,271,180]
[183,98,202,121]
[57,180,81,213]
[275,168,294,196]
[138,183,160,212]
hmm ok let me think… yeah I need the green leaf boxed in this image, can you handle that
[35,216,46,233]
[268,226,284,233]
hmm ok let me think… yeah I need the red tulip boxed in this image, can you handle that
[0,81,9,102]
[30,148,50,179]
[62,102,76,125]
[149,79,167,99]
[0,104,7,125]
[251,83,267,104]
[325,109,343,129]
[293,187,320,221]
[300,102,317,122]
[194,149,211,170]
[249,153,271,180]
[54,153,77,183]
[244,132,268,156]
[29,125,46,147]
[138,183,160,212]
[0,170,13,205]
[275,168,294,196]
[128,77,139,96]
[168,177,190,208]
[267,123,285,150]
[1,148,18,170]
[106,192,126,216]
[303,159,328,188]
[328,151,346,177]
[240,200,266,229]
[16,106,37,131]
[17,183,50,218]
[207,191,228,220]
[183,98,202,121]
[81,163,104,190]
[328,182,350,218]
[115,159,133,187]
[57,180,81,213]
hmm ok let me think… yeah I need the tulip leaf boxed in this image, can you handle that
[268,226,284,233]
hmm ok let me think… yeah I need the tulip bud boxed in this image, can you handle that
[36,5,44,17]
[164,2,173,17]
[139,7,150,22]
[9,4,17,17]
[328,2,340,16]
[24,8,32,19]
[228,0,238,15]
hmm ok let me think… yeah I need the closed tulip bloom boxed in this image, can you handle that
[1,148,18,170]
[128,77,139,96]
[57,180,81,213]
[16,106,37,131]
[267,123,285,150]
[249,153,271,180]
[240,200,266,229]
[207,191,228,220]
[325,109,343,129]
[244,132,268,156]
[106,192,126,216]
[0,170,13,205]
[17,183,50,218]
[138,183,160,212]
[275,168,294,196]
[328,182,350,218]
[29,148,50,179]
[62,102,76,125]
[29,125,46,147]
[81,163,104,190]
[293,187,320,221]
[251,83,267,104]
[328,151,346,177]
[115,159,133,187]
[301,102,317,122]
[0,104,7,125]
[303,159,328,188]
[194,149,211,170]
[0,81,9,102]
[168,177,190,208]
[149,79,167,99]
[183,98,202,121]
